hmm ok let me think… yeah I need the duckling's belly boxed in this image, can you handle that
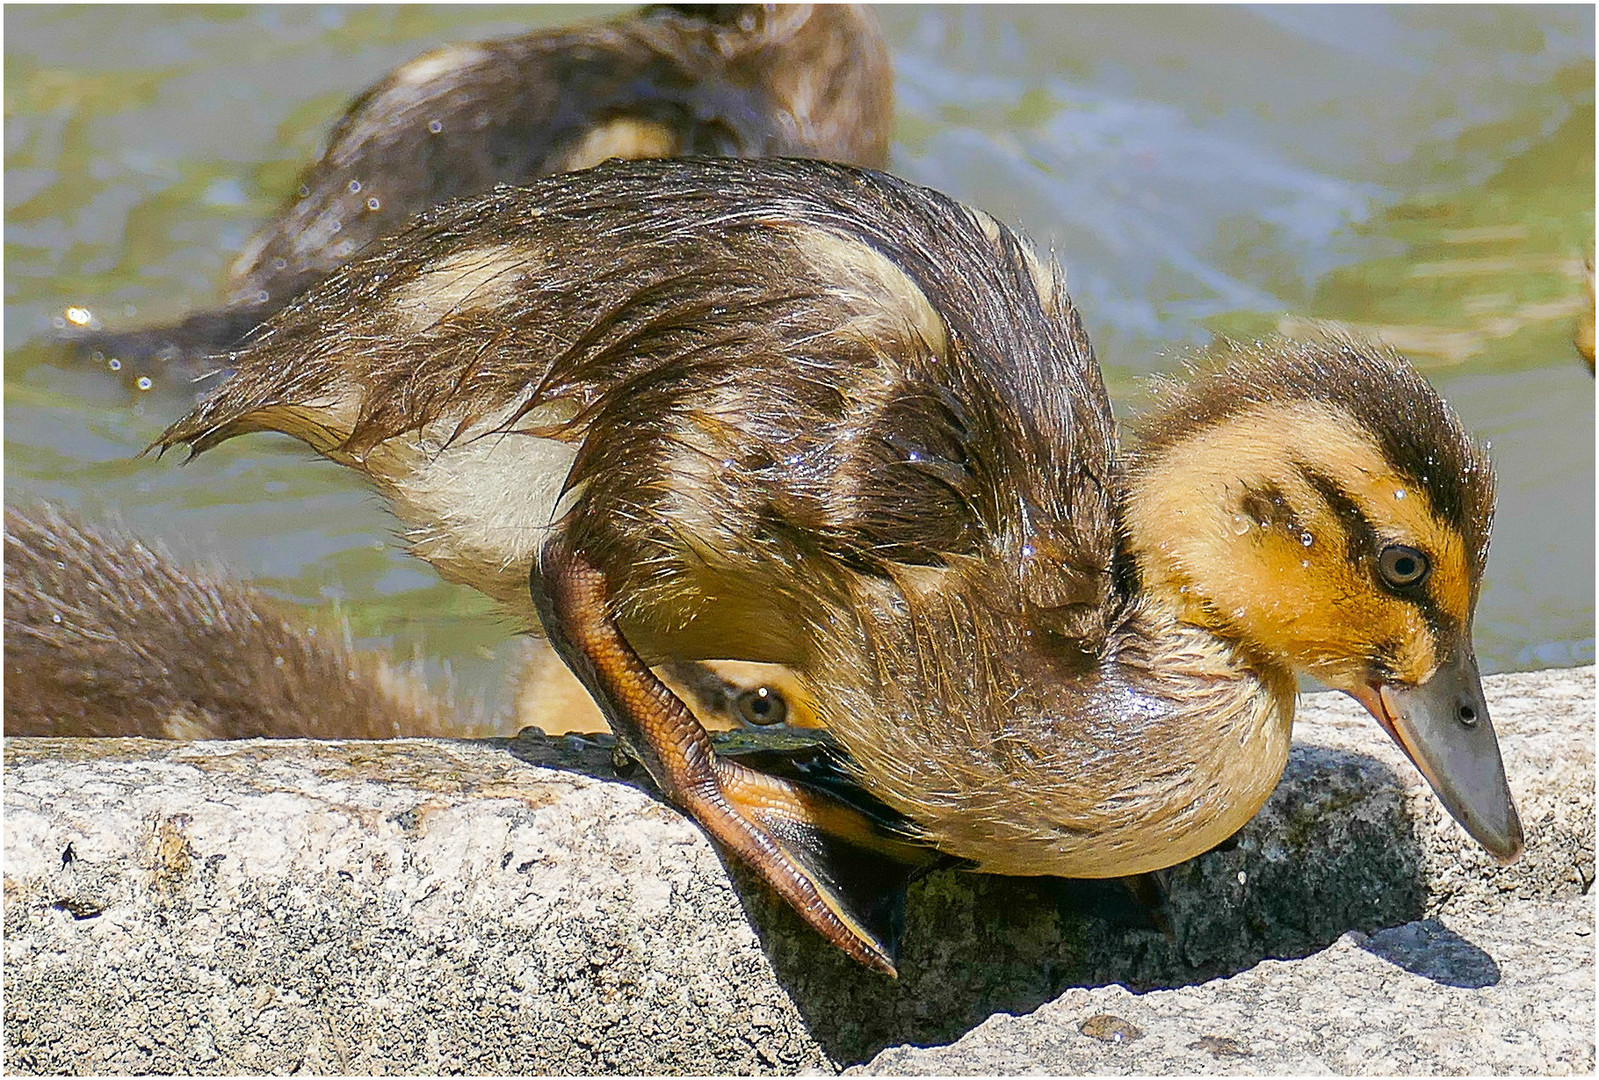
[361,407,580,625]
[934,682,1291,878]
[823,634,1297,880]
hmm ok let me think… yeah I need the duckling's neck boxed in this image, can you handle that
[1084,594,1300,872]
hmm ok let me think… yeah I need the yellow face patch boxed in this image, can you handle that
[1128,401,1476,689]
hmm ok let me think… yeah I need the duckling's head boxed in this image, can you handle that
[1126,336,1519,859]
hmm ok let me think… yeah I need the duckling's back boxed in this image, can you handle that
[160,157,1123,666]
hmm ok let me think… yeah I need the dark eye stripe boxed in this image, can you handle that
[1295,462,1378,567]
[1294,461,1455,652]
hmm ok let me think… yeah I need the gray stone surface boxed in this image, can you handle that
[852,895,1595,1075]
[4,667,1593,1074]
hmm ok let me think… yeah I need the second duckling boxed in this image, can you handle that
[5,503,809,740]
[158,156,1522,974]
[75,4,892,384]
[4,504,457,740]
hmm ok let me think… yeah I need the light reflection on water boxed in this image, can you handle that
[4,6,1593,722]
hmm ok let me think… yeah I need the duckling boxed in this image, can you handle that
[156,156,1522,974]
[4,504,458,739]
[4,504,806,740]
[516,646,820,736]
[75,4,893,384]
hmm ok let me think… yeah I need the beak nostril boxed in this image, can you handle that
[1458,703,1478,726]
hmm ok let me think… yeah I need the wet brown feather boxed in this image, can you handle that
[160,158,1121,662]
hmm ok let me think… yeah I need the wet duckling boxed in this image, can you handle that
[4,504,805,740]
[157,157,1521,974]
[76,4,893,384]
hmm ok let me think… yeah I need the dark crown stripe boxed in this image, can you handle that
[1296,462,1379,568]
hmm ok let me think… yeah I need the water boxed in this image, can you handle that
[5,6,1593,722]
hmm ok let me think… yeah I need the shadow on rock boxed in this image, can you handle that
[502,730,1433,1066]
[1357,919,1501,989]
[727,742,1432,1066]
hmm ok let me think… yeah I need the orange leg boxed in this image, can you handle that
[535,538,911,974]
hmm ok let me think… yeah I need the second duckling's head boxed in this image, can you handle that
[1126,336,1518,858]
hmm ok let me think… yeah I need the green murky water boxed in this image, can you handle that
[5,5,1593,720]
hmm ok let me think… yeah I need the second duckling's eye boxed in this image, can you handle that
[1377,545,1430,590]
[735,685,788,727]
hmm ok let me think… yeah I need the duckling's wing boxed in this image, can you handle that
[796,180,1123,656]
[159,159,1122,662]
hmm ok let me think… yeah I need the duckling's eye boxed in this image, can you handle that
[1377,545,1430,590]
[735,685,788,727]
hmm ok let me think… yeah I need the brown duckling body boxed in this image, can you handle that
[77,4,892,383]
[4,504,807,740]
[158,157,1522,973]
[4,504,456,739]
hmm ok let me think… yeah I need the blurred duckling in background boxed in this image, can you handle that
[73,4,893,386]
[157,156,1522,975]
[4,504,460,740]
[4,504,808,740]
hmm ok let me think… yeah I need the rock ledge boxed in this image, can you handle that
[5,667,1593,1074]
